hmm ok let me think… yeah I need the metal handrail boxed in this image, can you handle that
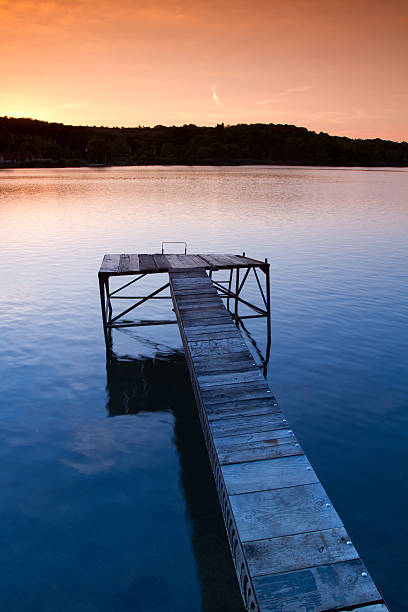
[161,241,187,254]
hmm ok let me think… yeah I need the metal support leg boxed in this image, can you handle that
[227,268,233,313]
[235,267,240,319]
[264,260,271,367]
[99,274,110,348]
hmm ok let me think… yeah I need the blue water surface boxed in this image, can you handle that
[0,166,407,611]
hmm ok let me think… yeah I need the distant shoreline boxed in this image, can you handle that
[1,161,407,169]
[2,117,407,168]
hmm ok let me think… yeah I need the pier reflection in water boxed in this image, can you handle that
[106,349,245,612]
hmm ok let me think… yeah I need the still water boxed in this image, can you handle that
[0,166,407,612]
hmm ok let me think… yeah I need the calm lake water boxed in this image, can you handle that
[0,166,407,612]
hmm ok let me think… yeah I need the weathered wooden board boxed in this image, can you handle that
[222,455,318,495]
[205,397,279,421]
[183,308,230,319]
[172,287,219,297]
[152,254,170,271]
[184,328,241,341]
[214,428,302,464]
[197,369,262,388]
[252,559,382,611]
[210,411,287,437]
[176,296,223,307]
[118,254,131,273]
[230,482,343,541]
[188,337,248,357]
[178,300,224,308]
[182,315,234,328]
[193,353,256,374]
[99,254,121,274]
[100,252,266,275]
[197,253,263,268]
[138,254,157,272]
[201,380,272,404]
[118,253,140,274]
[244,527,359,576]
[165,254,205,269]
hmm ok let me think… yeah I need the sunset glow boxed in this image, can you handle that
[1,0,407,140]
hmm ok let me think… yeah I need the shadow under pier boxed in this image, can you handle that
[106,351,245,612]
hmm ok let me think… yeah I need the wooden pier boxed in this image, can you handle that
[99,253,388,612]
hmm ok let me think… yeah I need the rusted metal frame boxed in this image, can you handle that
[234,267,240,318]
[109,273,147,297]
[110,296,172,299]
[103,276,112,322]
[236,317,270,374]
[253,267,267,308]
[109,320,178,328]
[263,260,272,348]
[108,282,170,325]
[231,313,266,320]
[226,268,233,312]
[99,274,108,330]
[237,266,251,295]
[212,282,267,315]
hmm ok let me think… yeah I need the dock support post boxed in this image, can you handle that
[264,259,271,366]
[99,273,111,348]
[234,267,240,319]
[227,268,233,313]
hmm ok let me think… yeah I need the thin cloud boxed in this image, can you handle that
[211,84,223,107]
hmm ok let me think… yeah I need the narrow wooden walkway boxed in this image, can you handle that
[170,268,387,612]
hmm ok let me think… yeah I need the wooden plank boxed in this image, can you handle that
[183,325,241,340]
[244,527,359,576]
[172,281,212,290]
[180,307,232,319]
[182,314,233,327]
[211,411,286,437]
[118,254,130,273]
[193,353,256,374]
[99,254,121,274]
[230,483,343,541]
[200,253,262,268]
[214,428,302,465]
[200,380,272,405]
[172,287,219,297]
[178,302,225,312]
[198,253,237,268]
[222,455,318,495]
[183,319,234,330]
[183,255,208,268]
[188,337,248,357]
[138,254,157,272]
[197,369,262,389]
[205,397,279,421]
[184,329,241,341]
[252,559,382,611]
[152,254,170,271]
[176,295,223,306]
[237,254,266,266]
[166,254,205,269]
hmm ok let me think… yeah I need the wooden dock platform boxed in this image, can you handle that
[99,253,388,612]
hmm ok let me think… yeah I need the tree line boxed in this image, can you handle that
[1,116,407,167]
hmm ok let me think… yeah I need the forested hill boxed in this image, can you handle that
[1,116,407,167]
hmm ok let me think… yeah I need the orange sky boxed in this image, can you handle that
[1,0,407,140]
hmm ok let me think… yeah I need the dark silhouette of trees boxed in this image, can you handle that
[0,116,407,167]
